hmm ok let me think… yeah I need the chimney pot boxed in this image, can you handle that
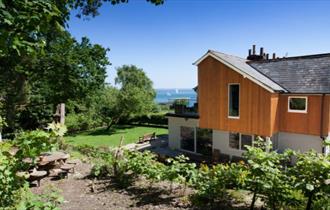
[272,53,276,59]
[260,47,264,56]
[252,45,256,55]
[266,54,269,60]
[248,49,252,56]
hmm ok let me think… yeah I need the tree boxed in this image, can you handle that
[69,0,164,18]
[0,0,162,131]
[105,65,156,129]
[1,32,109,131]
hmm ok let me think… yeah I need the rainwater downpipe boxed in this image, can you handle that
[320,94,326,154]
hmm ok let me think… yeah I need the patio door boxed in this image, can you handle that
[180,126,213,156]
[196,128,213,156]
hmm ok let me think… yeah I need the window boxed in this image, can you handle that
[288,96,307,113]
[180,127,195,152]
[229,132,240,149]
[241,134,253,151]
[229,132,253,150]
[196,128,213,156]
[229,84,240,118]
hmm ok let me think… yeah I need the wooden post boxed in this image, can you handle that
[265,137,271,152]
[60,103,65,125]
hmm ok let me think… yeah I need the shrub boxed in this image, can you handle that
[14,184,63,210]
[66,112,102,133]
[128,113,168,126]
[290,151,330,210]
[0,151,24,207]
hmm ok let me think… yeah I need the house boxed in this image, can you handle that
[166,46,330,160]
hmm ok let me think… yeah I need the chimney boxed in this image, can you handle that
[247,45,266,61]
[272,53,276,59]
[260,47,264,56]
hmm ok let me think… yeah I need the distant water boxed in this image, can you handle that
[155,89,197,106]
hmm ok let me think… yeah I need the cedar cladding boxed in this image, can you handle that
[197,56,330,137]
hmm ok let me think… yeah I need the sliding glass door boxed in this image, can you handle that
[180,126,212,156]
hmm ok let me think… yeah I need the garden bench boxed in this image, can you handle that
[138,132,156,143]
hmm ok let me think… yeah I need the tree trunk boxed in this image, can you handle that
[5,73,28,130]
[306,193,313,210]
[250,187,258,210]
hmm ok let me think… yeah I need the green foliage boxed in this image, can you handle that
[290,151,330,210]
[1,30,109,131]
[173,99,189,106]
[127,113,168,126]
[0,127,66,209]
[191,162,248,205]
[129,151,166,184]
[244,139,301,209]
[164,156,197,192]
[113,65,156,125]
[0,0,63,57]
[0,116,7,130]
[15,184,64,210]
[0,151,23,207]
[14,130,52,162]
[71,134,330,210]
[70,0,164,17]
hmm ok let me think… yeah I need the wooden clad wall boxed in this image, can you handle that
[322,95,330,136]
[198,56,274,137]
[278,95,324,136]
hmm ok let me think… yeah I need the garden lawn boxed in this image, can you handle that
[65,125,168,147]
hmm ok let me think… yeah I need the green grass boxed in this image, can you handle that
[65,124,168,147]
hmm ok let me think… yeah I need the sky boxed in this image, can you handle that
[67,0,330,89]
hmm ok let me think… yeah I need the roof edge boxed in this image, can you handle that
[193,50,287,93]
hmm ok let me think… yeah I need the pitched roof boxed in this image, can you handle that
[194,50,287,93]
[248,54,330,93]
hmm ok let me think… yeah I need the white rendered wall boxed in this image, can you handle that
[277,132,323,153]
[167,116,199,150]
[212,130,244,157]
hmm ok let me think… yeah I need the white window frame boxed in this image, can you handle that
[229,132,254,151]
[228,83,240,119]
[288,96,308,113]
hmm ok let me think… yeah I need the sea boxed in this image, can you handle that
[155,89,197,106]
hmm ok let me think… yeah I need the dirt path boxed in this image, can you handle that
[31,161,191,210]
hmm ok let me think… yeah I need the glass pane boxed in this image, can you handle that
[241,134,252,150]
[229,85,239,117]
[180,126,195,152]
[196,128,213,156]
[229,132,239,149]
[289,98,306,111]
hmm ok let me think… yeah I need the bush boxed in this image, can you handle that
[127,113,167,126]
[290,151,330,210]
[66,112,102,133]
[15,184,63,210]
[0,151,24,207]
